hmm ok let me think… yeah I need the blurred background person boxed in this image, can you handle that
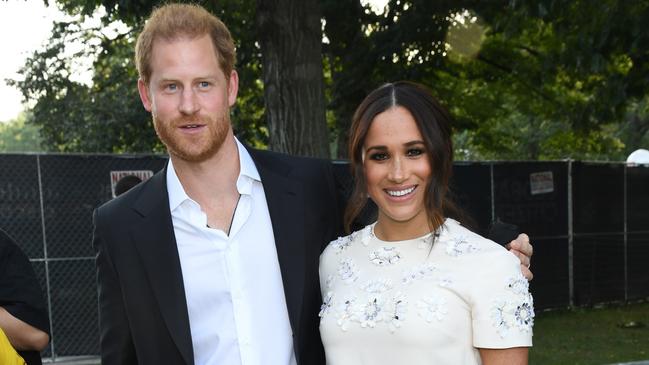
[0,229,50,365]
[114,174,143,197]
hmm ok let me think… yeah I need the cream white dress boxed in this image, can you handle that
[318,219,534,365]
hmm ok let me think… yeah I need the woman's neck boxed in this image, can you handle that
[373,213,439,242]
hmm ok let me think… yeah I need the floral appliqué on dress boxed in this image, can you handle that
[355,295,387,328]
[490,272,535,338]
[362,278,393,293]
[401,262,438,284]
[437,274,454,288]
[417,295,448,322]
[369,246,401,266]
[325,274,335,289]
[330,235,353,254]
[319,291,334,317]
[445,235,480,257]
[388,292,408,332]
[338,258,360,284]
[335,296,357,331]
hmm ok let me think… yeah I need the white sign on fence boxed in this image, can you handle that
[530,171,554,195]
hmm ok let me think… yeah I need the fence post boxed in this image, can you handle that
[37,155,55,359]
[623,164,629,303]
[489,162,495,222]
[568,160,574,307]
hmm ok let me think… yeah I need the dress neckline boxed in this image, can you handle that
[368,219,448,245]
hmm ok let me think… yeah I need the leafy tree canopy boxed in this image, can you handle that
[0,112,45,153]
[11,0,649,160]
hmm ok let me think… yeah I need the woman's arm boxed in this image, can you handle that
[0,306,49,351]
[479,347,528,365]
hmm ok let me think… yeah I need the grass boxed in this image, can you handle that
[530,301,649,365]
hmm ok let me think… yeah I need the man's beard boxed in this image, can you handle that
[153,112,230,163]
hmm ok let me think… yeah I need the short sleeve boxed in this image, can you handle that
[0,230,50,335]
[470,249,533,349]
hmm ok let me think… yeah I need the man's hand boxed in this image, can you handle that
[506,233,534,281]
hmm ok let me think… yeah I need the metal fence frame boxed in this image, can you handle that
[1,154,647,359]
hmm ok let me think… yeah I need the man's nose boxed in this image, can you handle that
[179,88,199,115]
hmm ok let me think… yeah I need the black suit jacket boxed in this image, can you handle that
[93,148,342,365]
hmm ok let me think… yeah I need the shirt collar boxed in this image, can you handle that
[166,137,261,212]
[236,138,261,183]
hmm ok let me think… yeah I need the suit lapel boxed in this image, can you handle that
[251,150,306,340]
[130,169,194,365]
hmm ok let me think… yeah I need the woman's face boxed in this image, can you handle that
[363,106,432,230]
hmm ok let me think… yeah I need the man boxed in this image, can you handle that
[93,4,533,365]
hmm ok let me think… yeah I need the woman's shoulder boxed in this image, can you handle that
[439,220,525,292]
[322,225,372,257]
[438,218,512,259]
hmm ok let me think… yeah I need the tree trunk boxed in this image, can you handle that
[256,0,330,158]
[322,0,375,159]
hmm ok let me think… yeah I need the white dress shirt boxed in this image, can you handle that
[167,138,297,365]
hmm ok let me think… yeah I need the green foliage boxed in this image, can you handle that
[322,0,647,160]
[11,0,266,153]
[469,0,649,159]
[0,112,45,153]
[11,0,649,159]
[9,17,160,152]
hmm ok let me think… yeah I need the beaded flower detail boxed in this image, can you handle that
[325,274,335,289]
[330,235,354,254]
[356,295,387,328]
[369,246,401,266]
[417,295,448,322]
[335,296,357,331]
[401,262,438,285]
[388,292,408,332]
[507,273,530,295]
[362,278,393,293]
[437,274,454,288]
[490,273,535,338]
[319,291,334,317]
[445,235,480,257]
[321,292,409,332]
[338,258,359,284]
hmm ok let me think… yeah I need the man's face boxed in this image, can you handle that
[138,34,238,162]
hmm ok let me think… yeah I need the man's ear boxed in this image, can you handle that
[138,79,153,112]
[227,70,239,107]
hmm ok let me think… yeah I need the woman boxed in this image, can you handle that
[319,81,533,364]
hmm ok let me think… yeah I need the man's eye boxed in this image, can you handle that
[407,148,424,157]
[165,84,177,91]
[198,81,210,88]
[369,152,388,161]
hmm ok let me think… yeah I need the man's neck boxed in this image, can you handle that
[170,134,242,231]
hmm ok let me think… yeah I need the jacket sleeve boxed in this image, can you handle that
[93,208,137,365]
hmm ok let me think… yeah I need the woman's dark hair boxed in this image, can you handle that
[344,81,467,234]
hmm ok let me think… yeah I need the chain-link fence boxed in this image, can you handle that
[1,154,647,359]
[1,153,167,361]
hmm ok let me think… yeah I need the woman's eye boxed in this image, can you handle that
[407,148,424,157]
[369,152,388,161]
